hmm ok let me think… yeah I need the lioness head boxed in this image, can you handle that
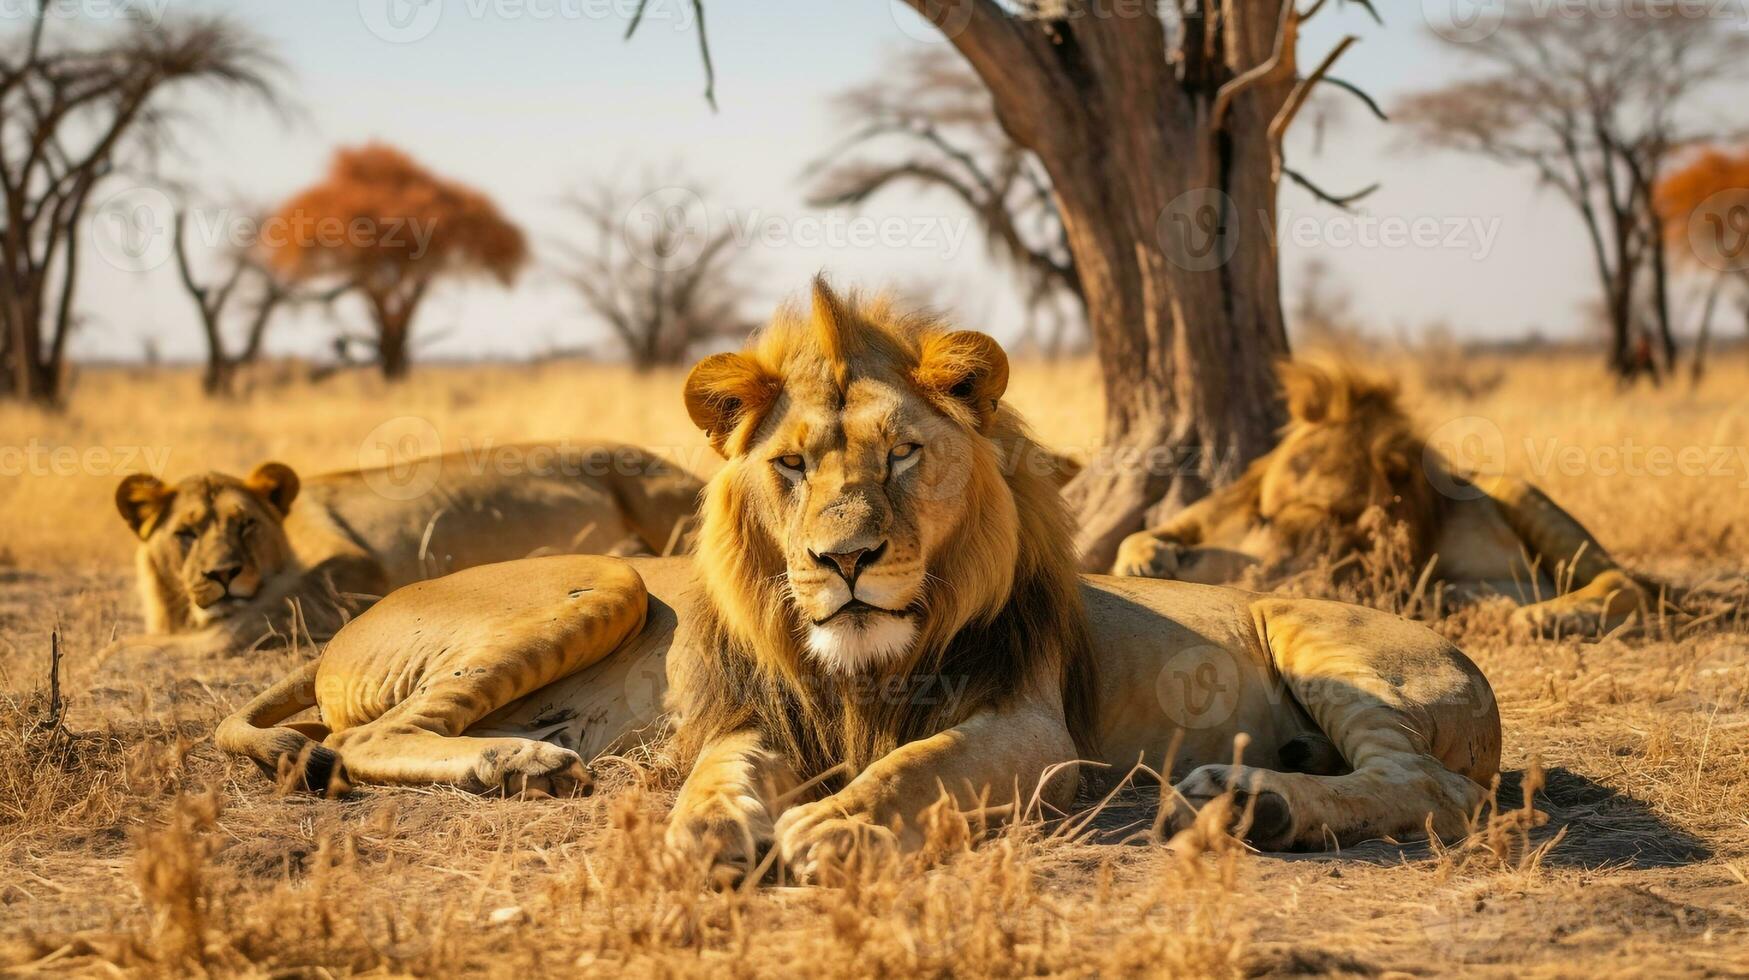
[684,277,1074,676]
[115,463,301,631]
[1248,360,1440,563]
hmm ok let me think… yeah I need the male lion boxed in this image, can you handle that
[113,443,701,656]
[1112,362,1658,637]
[219,281,1500,873]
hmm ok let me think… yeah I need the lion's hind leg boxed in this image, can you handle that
[311,556,649,795]
[1171,598,1501,850]
[1484,477,1654,636]
[217,658,344,792]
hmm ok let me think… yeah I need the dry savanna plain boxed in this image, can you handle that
[0,350,1746,977]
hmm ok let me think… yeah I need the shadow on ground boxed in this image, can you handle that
[1073,766,1711,870]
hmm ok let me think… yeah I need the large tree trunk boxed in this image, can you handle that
[915,1,1295,570]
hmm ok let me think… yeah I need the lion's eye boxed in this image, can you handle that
[238,517,256,537]
[889,443,921,462]
[774,454,806,477]
[174,528,197,547]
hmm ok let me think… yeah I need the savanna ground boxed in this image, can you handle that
[1,350,1746,977]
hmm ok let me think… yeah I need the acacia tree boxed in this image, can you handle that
[0,14,278,404]
[646,0,1382,568]
[552,173,757,369]
[807,46,1084,357]
[264,144,527,380]
[1398,4,1748,381]
[1654,147,1749,383]
[171,204,340,396]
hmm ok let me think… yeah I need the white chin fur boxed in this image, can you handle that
[806,615,917,674]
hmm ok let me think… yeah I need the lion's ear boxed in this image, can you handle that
[1277,361,1336,424]
[246,462,300,516]
[915,330,1009,431]
[684,352,780,456]
[116,474,173,539]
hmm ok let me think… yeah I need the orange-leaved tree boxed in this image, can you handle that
[1655,146,1749,382]
[264,144,527,379]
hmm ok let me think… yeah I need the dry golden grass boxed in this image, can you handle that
[1,350,1746,976]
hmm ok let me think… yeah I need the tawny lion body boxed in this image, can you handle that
[113,443,701,657]
[1112,362,1657,637]
[219,284,1500,871]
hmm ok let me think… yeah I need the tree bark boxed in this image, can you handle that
[379,320,412,381]
[913,0,1294,569]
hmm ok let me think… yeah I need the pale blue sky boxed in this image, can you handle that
[49,1,1722,362]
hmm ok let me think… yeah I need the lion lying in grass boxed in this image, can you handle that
[112,443,701,657]
[219,281,1500,874]
[1112,362,1661,638]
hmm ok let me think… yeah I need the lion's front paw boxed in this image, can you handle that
[665,798,772,888]
[1112,534,1184,579]
[1167,764,1295,851]
[1509,601,1634,641]
[774,801,899,884]
[472,741,593,798]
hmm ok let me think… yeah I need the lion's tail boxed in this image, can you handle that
[601,446,706,556]
[215,658,344,792]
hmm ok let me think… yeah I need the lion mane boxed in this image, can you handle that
[1270,358,1450,566]
[672,289,1097,781]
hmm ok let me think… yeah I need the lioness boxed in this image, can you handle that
[113,443,701,656]
[220,281,1499,873]
[1112,362,1659,637]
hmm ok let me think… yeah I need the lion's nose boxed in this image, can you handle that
[204,564,242,589]
[811,542,886,587]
